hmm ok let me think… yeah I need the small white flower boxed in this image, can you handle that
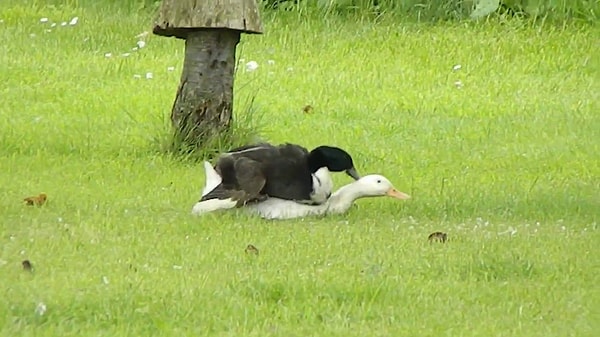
[104,53,112,58]
[44,29,52,33]
[173,265,183,270]
[453,64,462,71]
[35,302,47,316]
[267,59,275,65]
[40,18,49,23]
[167,66,175,71]
[136,40,146,49]
[102,276,109,285]
[245,61,258,72]
[57,217,63,222]
[133,74,142,79]
[50,23,56,27]
[498,226,517,236]
[132,47,138,51]
[60,22,67,26]
[20,250,25,255]
[145,72,153,79]
[69,17,78,25]
[121,53,131,57]
[454,80,463,88]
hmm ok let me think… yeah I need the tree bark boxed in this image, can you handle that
[171,29,241,146]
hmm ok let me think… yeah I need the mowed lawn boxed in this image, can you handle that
[0,1,598,336]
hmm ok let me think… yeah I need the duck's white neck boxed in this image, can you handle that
[325,181,369,214]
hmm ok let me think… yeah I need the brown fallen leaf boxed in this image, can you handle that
[245,244,259,255]
[22,260,33,271]
[302,105,313,114]
[24,193,47,206]
[428,231,448,243]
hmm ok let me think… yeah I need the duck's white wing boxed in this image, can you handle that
[219,143,275,157]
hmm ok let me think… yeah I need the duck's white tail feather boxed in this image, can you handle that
[201,161,222,197]
[192,198,238,215]
[191,161,238,216]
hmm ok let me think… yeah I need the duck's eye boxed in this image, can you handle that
[377,179,381,184]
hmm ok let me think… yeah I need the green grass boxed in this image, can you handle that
[260,0,600,23]
[1,2,599,336]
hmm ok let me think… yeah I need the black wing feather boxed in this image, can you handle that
[211,142,317,202]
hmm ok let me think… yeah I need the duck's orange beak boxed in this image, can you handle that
[386,188,411,200]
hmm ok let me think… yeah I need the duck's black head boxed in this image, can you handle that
[307,146,361,180]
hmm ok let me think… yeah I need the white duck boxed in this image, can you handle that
[191,161,410,220]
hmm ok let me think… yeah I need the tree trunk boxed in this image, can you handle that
[171,29,241,147]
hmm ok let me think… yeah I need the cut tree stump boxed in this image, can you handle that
[153,0,263,149]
